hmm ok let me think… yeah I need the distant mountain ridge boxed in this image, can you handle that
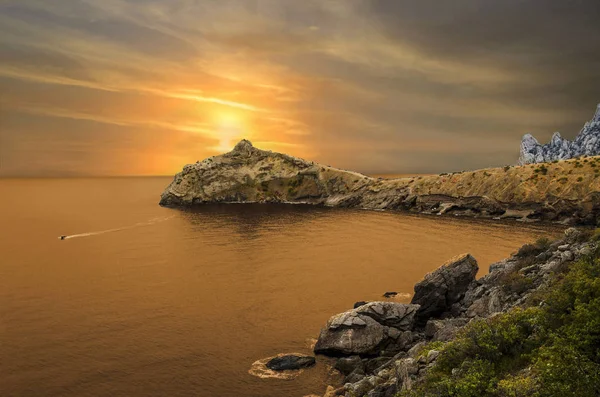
[519,104,600,164]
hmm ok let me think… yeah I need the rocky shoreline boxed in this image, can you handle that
[160,140,600,226]
[311,227,597,397]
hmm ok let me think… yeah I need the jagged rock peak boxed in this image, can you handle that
[518,103,600,165]
[232,139,254,152]
[594,103,600,122]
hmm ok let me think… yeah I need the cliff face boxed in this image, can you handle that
[518,104,600,165]
[160,139,600,225]
[159,139,372,207]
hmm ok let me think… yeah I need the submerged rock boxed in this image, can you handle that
[265,355,316,371]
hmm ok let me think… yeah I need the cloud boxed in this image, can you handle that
[0,0,599,176]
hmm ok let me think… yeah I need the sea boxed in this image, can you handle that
[0,177,563,397]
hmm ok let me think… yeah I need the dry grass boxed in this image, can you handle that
[382,156,600,203]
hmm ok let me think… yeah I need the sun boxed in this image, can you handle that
[213,111,248,152]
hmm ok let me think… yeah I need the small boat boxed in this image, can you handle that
[59,235,67,240]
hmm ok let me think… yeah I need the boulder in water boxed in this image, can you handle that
[265,355,316,371]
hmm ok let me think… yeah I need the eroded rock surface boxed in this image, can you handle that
[313,302,420,356]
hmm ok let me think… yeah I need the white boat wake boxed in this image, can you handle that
[58,216,174,240]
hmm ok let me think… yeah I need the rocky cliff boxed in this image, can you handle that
[314,228,599,397]
[161,139,600,225]
[518,104,600,165]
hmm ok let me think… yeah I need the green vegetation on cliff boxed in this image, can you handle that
[399,232,600,397]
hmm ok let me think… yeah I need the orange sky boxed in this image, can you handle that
[1,1,599,177]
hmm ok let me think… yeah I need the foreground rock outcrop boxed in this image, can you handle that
[314,227,598,397]
[411,253,478,324]
[314,302,420,356]
[160,139,600,225]
[519,103,600,164]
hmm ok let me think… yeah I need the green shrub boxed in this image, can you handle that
[497,373,539,397]
[516,236,550,258]
[501,272,535,295]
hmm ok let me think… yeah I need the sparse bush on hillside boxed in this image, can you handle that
[535,237,551,250]
[516,237,550,259]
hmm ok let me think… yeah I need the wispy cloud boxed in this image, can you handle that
[1,0,599,176]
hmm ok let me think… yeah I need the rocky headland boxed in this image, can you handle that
[519,103,600,165]
[160,139,600,226]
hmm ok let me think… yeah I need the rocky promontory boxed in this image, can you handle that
[518,103,600,165]
[313,227,599,397]
[160,139,600,225]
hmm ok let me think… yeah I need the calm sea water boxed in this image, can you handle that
[0,178,562,397]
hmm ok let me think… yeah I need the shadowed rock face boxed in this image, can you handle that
[519,104,600,165]
[411,254,478,324]
[160,139,600,225]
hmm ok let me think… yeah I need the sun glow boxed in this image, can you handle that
[212,111,248,152]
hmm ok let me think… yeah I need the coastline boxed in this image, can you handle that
[159,140,600,227]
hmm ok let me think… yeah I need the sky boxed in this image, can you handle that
[1,0,599,177]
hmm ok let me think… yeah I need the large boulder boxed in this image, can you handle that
[314,302,420,356]
[411,254,478,323]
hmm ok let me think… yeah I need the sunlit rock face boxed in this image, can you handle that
[160,138,600,225]
[519,104,600,164]
[159,139,373,207]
